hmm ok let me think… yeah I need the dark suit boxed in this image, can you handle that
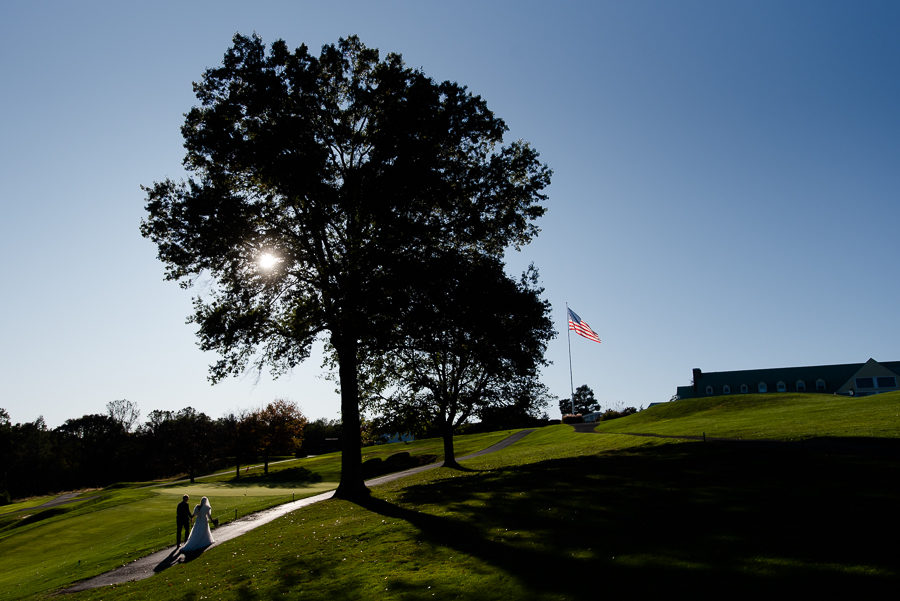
[176,500,192,545]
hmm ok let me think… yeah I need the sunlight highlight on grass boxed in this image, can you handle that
[156,482,338,498]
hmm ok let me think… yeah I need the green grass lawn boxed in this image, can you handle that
[0,430,516,600]
[0,495,58,516]
[0,484,320,601]
[8,395,900,599]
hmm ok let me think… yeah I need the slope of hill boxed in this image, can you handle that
[594,391,900,439]
[13,398,900,600]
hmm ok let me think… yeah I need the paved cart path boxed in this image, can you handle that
[63,429,534,593]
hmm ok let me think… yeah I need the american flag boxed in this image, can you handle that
[567,307,601,344]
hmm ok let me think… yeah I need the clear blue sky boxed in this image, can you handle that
[2,0,898,428]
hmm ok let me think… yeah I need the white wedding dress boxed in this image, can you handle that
[181,498,215,553]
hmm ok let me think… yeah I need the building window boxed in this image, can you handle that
[816,379,826,392]
[776,381,786,392]
[723,385,731,394]
[758,382,768,393]
[705,385,714,395]
[796,380,806,392]
[877,376,897,388]
[740,384,749,393]
[856,377,875,389]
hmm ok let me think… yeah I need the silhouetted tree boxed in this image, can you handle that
[218,410,262,479]
[476,377,552,430]
[559,384,599,416]
[3,416,61,497]
[56,414,127,485]
[106,398,141,432]
[170,407,213,483]
[256,399,307,473]
[298,418,342,456]
[361,257,554,467]
[137,409,178,479]
[141,34,550,498]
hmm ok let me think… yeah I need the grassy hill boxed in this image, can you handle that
[595,390,900,439]
[10,393,900,599]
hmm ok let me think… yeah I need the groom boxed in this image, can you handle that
[176,494,192,546]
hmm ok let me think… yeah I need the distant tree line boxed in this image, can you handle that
[0,387,552,503]
[0,399,315,502]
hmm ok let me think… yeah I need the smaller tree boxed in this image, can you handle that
[217,410,261,479]
[107,399,141,432]
[137,409,177,479]
[362,257,554,468]
[477,378,551,430]
[298,418,342,456]
[256,400,307,473]
[559,384,599,416]
[170,407,213,483]
[55,414,127,485]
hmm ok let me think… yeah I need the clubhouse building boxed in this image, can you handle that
[675,358,900,400]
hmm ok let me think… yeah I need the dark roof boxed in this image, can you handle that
[693,359,900,389]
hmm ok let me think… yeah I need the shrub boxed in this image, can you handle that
[599,407,639,422]
[361,457,384,478]
[383,452,412,471]
[562,414,584,424]
[0,490,10,506]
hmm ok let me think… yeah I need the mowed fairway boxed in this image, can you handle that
[0,484,329,601]
[0,430,516,600]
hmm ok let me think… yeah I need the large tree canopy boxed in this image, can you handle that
[141,34,551,498]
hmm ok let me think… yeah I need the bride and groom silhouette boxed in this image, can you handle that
[176,495,216,554]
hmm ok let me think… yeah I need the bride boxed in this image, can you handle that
[181,496,215,553]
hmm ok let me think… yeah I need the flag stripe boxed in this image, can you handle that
[567,307,602,344]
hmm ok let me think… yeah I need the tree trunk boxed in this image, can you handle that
[333,335,369,499]
[235,459,240,480]
[441,424,460,469]
[264,449,269,474]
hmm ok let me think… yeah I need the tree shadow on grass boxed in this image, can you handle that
[353,438,900,598]
[226,467,322,488]
[362,453,440,479]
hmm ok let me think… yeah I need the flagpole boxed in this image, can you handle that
[566,303,575,414]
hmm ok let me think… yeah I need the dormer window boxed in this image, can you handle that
[856,377,875,389]
[877,376,897,388]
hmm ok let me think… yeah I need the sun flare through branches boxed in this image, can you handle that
[258,252,281,271]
